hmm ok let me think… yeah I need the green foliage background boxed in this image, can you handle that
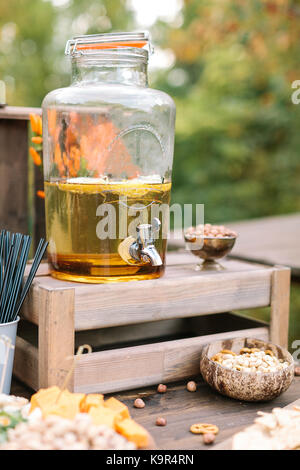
[1,0,300,222]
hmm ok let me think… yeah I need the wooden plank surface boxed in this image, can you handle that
[14,312,269,393]
[0,119,28,234]
[13,337,38,391]
[24,260,50,277]
[21,256,274,330]
[10,376,300,450]
[38,288,75,390]
[115,377,300,450]
[0,106,41,120]
[74,325,269,394]
[270,266,291,348]
[170,213,300,276]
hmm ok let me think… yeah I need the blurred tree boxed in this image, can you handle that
[0,0,133,106]
[157,0,300,222]
[1,0,300,223]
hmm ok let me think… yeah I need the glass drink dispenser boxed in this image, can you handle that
[42,32,176,283]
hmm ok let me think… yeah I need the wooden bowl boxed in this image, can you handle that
[200,337,294,402]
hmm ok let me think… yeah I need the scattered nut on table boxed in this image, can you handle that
[134,398,145,409]
[187,381,197,392]
[156,417,167,426]
[294,366,300,377]
[157,384,167,393]
[202,433,215,445]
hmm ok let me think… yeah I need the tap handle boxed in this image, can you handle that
[136,218,161,246]
[136,224,152,248]
[151,217,161,236]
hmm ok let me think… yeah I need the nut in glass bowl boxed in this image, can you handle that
[184,224,237,271]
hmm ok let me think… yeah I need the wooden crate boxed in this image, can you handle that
[0,106,45,248]
[14,253,290,393]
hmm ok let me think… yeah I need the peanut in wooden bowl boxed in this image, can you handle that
[200,338,294,402]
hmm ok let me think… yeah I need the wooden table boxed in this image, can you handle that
[230,213,300,277]
[170,213,300,277]
[11,376,300,450]
[15,255,290,393]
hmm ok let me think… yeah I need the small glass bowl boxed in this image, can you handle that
[184,232,237,271]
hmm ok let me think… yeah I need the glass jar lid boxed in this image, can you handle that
[65,31,153,57]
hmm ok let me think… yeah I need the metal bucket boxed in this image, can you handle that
[0,317,19,394]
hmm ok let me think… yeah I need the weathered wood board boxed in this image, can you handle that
[21,255,276,330]
[10,377,300,450]
[15,254,290,394]
[14,312,269,393]
[74,323,268,394]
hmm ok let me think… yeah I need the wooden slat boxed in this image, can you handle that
[0,106,41,120]
[24,260,50,277]
[0,119,28,234]
[74,268,272,330]
[21,283,42,325]
[270,266,291,348]
[74,326,269,393]
[38,288,75,390]
[74,313,267,351]
[13,336,38,390]
[21,258,273,330]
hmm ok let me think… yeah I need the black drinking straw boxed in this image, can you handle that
[3,235,31,324]
[0,231,5,287]
[0,233,21,320]
[0,230,48,324]
[0,240,16,316]
[13,238,48,321]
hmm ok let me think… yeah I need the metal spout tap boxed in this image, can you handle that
[138,245,163,266]
[118,218,163,267]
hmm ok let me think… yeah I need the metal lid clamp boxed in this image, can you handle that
[65,31,154,57]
